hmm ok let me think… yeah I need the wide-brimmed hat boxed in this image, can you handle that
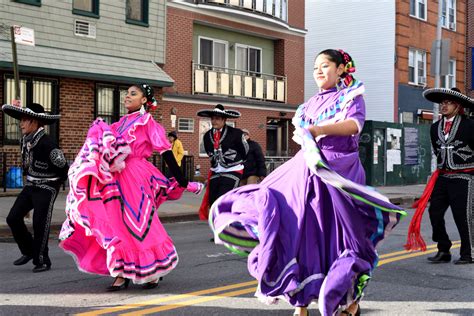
[197,104,241,119]
[423,87,474,109]
[2,103,60,124]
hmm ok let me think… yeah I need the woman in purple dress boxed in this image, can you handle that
[209,49,406,316]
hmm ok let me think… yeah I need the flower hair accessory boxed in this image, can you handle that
[139,83,159,110]
[147,96,158,110]
[338,49,356,88]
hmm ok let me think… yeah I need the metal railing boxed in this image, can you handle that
[265,156,292,174]
[197,0,288,22]
[192,62,287,103]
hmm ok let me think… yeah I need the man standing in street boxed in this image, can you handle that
[2,102,69,272]
[240,128,267,185]
[405,88,474,265]
[197,104,248,220]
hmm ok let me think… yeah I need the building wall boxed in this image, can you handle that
[467,0,474,98]
[287,0,305,30]
[396,0,467,121]
[395,0,467,90]
[192,23,275,74]
[164,3,305,175]
[164,6,305,106]
[304,0,396,122]
[0,0,167,63]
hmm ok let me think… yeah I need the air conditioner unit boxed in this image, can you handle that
[418,76,426,85]
[448,22,456,30]
[74,20,96,39]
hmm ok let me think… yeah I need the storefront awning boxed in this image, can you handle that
[417,109,441,121]
[0,40,174,87]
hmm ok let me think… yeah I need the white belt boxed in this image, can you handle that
[27,175,60,182]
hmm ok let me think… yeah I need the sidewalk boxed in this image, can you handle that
[0,184,425,236]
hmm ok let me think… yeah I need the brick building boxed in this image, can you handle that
[161,0,306,175]
[1,0,172,173]
[305,0,467,124]
[467,0,474,99]
[396,0,467,123]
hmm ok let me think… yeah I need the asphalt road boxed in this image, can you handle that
[0,209,473,316]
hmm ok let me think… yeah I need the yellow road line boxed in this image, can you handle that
[119,287,257,316]
[378,240,460,259]
[378,244,460,266]
[79,241,461,315]
[76,280,257,316]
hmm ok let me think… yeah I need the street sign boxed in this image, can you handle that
[13,25,35,46]
[430,39,450,76]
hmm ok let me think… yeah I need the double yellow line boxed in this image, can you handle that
[77,241,460,316]
[77,281,258,316]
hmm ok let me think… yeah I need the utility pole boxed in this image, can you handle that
[431,0,443,172]
[10,26,21,102]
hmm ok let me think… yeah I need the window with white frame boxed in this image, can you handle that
[178,118,194,133]
[235,44,262,75]
[408,48,426,85]
[441,0,456,30]
[3,76,58,143]
[199,37,228,70]
[442,59,456,88]
[198,119,235,156]
[409,0,426,20]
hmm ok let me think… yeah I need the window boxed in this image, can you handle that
[178,118,194,133]
[73,0,99,18]
[13,0,41,6]
[3,76,58,143]
[198,37,228,69]
[96,85,128,124]
[126,0,149,27]
[442,59,456,88]
[198,119,235,156]
[441,0,456,30]
[409,0,426,20]
[408,48,426,85]
[235,44,262,74]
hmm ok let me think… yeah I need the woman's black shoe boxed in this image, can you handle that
[32,263,51,273]
[427,251,451,263]
[13,255,32,266]
[142,277,163,290]
[106,278,130,291]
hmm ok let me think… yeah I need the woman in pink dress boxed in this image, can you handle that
[59,83,203,290]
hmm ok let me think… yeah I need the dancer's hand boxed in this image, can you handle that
[186,182,204,195]
[292,128,304,145]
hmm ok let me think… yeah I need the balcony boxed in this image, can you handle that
[195,0,288,22]
[192,62,287,103]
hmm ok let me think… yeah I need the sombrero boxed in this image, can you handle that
[2,103,60,125]
[197,104,241,118]
[423,87,474,109]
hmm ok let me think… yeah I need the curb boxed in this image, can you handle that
[0,213,201,239]
[389,196,418,206]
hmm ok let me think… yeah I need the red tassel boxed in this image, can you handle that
[404,170,440,251]
[198,171,212,221]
